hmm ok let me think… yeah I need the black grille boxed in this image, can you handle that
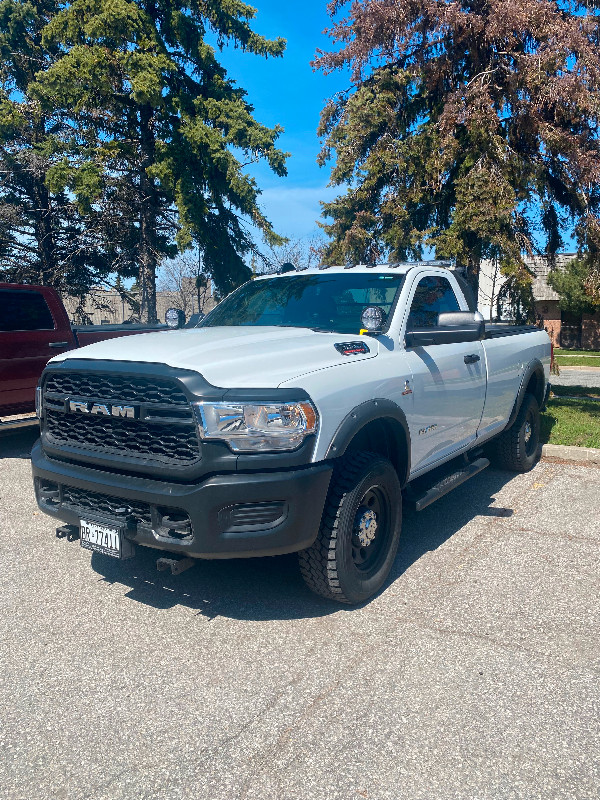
[45,409,199,463]
[42,369,201,467]
[45,372,188,405]
[61,485,153,527]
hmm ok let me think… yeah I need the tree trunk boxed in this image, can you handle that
[33,180,57,286]
[30,117,59,286]
[465,255,481,300]
[138,105,158,324]
[138,213,157,324]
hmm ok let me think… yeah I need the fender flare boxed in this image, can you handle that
[505,358,546,431]
[324,398,411,487]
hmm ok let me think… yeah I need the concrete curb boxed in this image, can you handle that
[541,443,600,464]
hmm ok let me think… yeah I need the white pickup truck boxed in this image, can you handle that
[32,263,551,603]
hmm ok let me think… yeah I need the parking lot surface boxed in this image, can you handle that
[551,367,600,389]
[1,427,599,800]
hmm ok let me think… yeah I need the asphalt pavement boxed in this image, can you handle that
[1,427,599,800]
[551,367,600,389]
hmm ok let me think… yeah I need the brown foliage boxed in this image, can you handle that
[315,0,600,291]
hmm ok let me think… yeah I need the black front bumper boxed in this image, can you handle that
[32,442,332,559]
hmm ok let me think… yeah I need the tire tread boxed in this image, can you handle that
[299,451,394,604]
[488,392,540,472]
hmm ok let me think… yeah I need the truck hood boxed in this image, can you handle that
[52,326,378,388]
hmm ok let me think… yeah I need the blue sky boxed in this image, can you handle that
[212,1,350,244]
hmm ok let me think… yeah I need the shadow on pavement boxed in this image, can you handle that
[0,427,39,459]
[90,466,519,621]
[392,466,515,582]
[91,547,336,621]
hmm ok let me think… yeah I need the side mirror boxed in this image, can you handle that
[165,308,186,329]
[405,311,485,347]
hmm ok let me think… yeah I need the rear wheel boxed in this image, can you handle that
[298,451,402,604]
[488,392,541,472]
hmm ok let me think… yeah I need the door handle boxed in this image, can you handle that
[49,341,70,349]
[464,353,480,364]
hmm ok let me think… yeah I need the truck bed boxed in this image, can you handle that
[485,323,541,339]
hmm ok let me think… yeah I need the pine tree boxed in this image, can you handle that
[316,0,600,290]
[33,0,288,321]
[0,0,110,292]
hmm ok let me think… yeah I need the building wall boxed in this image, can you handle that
[532,300,600,349]
[478,255,600,350]
[534,300,561,347]
[582,311,600,350]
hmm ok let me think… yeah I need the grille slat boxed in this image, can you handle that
[45,373,188,405]
[61,485,153,527]
[43,371,201,465]
[45,409,199,463]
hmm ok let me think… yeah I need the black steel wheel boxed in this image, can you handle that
[351,485,392,571]
[298,451,402,604]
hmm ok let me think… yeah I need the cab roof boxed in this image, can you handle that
[255,260,453,278]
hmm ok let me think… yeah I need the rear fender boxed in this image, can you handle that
[505,358,546,431]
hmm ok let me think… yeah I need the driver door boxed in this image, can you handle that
[402,274,486,475]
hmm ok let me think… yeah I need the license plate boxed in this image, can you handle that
[80,518,122,558]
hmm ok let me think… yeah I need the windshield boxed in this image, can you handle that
[200,273,404,334]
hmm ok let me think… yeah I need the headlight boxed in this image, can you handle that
[35,384,42,419]
[194,400,318,452]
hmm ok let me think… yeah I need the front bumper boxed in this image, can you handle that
[32,442,332,559]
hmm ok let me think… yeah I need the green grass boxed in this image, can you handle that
[554,349,600,357]
[541,396,600,448]
[555,349,600,368]
[555,355,600,367]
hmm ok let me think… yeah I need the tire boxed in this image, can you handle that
[488,392,541,472]
[298,451,402,604]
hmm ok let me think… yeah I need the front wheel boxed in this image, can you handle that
[488,392,541,472]
[298,451,402,604]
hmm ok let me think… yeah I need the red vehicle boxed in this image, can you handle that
[0,283,167,428]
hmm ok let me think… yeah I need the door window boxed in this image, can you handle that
[407,276,460,328]
[0,289,55,331]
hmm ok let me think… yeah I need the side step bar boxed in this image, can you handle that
[0,414,39,433]
[409,457,490,512]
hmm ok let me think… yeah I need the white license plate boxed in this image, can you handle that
[80,519,122,558]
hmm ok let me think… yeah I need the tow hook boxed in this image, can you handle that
[56,524,79,542]
[156,556,196,576]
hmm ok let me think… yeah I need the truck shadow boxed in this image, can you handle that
[90,466,519,621]
[0,427,39,459]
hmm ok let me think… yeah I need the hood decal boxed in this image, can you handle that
[334,341,371,356]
